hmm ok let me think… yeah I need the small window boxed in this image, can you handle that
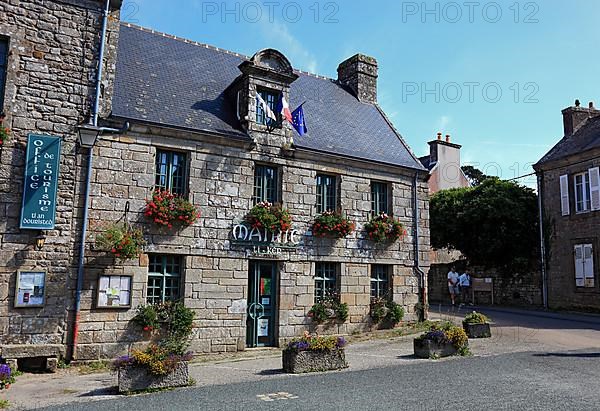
[253,164,279,204]
[314,262,338,303]
[256,89,279,125]
[574,244,595,288]
[0,37,8,112]
[155,150,187,195]
[371,265,391,299]
[316,174,337,213]
[574,172,591,213]
[147,255,182,304]
[371,182,389,215]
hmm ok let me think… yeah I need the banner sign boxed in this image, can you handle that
[20,134,62,230]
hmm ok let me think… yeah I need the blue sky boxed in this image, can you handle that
[121,0,600,185]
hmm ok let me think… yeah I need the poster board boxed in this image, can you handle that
[471,277,494,305]
[97,275,132,308]
[15,271,46,308]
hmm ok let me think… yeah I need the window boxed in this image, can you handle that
[0,37,8,112]
[155,150,187,195]
[256,89,279,125]
[314,262,338,303]
[147,255,182,304]
[371,182,389,215]
[574,172,592,213]
[253,164,278,204]
[371,265,391,299]
[316,174,337,213]
[574,244,595,288]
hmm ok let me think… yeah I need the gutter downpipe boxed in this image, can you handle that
[537,172,549,309]
[413,173,427,321]
[70,0,111,361]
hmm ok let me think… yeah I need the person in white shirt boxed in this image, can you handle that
[447,266,460,306]
[459,271,472,305]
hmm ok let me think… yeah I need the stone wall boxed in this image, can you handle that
[539,151,600,311]
[75,125,430,358]
[0,0,119,354]
[428,262,542,307]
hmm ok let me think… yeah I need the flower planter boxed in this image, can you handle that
[117,362,189,393]
[463,322,492,338]
[413,338,457,359]
[282,349,348,373]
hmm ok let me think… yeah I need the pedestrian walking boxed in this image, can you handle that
[447,266,460,306]
[459,270,472,305]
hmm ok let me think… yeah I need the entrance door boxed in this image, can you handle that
[246,261,277,347]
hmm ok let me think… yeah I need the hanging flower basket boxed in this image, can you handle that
[96,223,146,260]
[0,114,10,146]
[311,211,355,238]
[245,201,292,233]
[364,212,406,243]
[145,189,200,229]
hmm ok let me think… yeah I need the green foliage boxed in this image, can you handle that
[364,213,406,243]
[0,399,9,409]
[430,178,539,272]
[132,304,164,331]
[308,296,348,324]
[336,302,349,322]
[286,331,347,352]
[387,302,405,324]
[96,223,146,260]
[246,201,292,233]
[0,114,9,146]
[370,298,404,325]
[463,311,490,325]
[461,165,490,186]
[312,211,355,238]
[132,302,195,354]
[417,321,469,354]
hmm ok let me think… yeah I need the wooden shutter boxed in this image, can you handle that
[584,244,595,287]
[560,174,570,216]
[574,245,585,287]
[589,167,600,211]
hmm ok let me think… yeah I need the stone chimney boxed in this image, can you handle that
[562,99,600,136]
[337,54,378,104]
[428,132,461,167]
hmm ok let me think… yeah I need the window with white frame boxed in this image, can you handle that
[370,265,391,299]
[574,244,595,288]
[574,172,591,213]
[314,262,338,303]
[147,255,182,304]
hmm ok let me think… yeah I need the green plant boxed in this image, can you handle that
[371,298,405,325]
[0,114,9,147]
[364,212,406,243]
[145,189,200,229]
[463,311,490,325]
[417,322,469,355]
[132,304,164,331]
[132,302,195,354]
[245,201,292,233]
[312,211,355,238]
[0,399,9,409]
[308,295,348,324]
[286,331,347,352]
[387,301,405,324]
[0,363,14,390]
[114,346,193,376]
[96,223,145,260]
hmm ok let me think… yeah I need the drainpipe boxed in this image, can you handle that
[537,172,548,309]
[413,173,427,321]
[70,0,111,361]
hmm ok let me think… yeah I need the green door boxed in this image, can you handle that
[246,261,277,347]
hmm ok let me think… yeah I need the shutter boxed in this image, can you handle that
[584,244,595,287]
[574,245,585,287]
[589,167,600,211]
[560,174,570,216]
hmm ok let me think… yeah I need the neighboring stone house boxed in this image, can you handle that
[419,133,471,194]
[0,2,430,361]
[534,100,600,311]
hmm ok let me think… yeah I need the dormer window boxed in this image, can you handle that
[256,88,280,125]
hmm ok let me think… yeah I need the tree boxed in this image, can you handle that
[430,178,539,272]
[461,165,489,186]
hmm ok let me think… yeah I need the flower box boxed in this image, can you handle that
[413,338,457,359]
[463,322,491,338]
[117,362,189,393]
[282,348,347,373]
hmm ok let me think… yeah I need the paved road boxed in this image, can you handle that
[42,349,600,411]
[12,306,600,410]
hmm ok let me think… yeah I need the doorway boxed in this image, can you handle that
[246,261,278,347]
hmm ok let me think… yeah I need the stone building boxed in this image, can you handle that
[0,1,430,362]
[534,100,600,311]
[419,132,470,194]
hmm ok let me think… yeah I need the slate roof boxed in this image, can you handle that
[111,24,425,171]
[536,116,600,167]
[418,155,435,171]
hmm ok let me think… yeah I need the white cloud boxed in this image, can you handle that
[438,115,451,131]
[258,20,318,73]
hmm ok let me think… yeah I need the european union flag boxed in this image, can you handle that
[291,104,307,136]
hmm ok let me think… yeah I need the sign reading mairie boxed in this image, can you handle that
[231,224,302,249]
[20,134,62,230]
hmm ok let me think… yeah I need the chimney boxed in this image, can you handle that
[445,134,451,143]
[337,54,378,104]
[562,99,600,136]
[428,132,461,166]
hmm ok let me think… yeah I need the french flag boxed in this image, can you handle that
[276,94,293,123]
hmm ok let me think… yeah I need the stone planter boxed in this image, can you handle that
[282,349,348,373]
[463,322,492,338]
[117,362,189,393]
[413,338,457,358]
